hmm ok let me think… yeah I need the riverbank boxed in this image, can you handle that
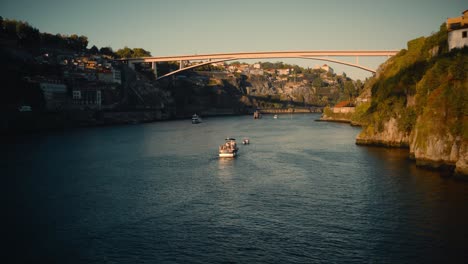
[1,107,324,135]
[1,110,171,135]
[318,106,362,126]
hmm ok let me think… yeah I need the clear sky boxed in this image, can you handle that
[1,0,466,80]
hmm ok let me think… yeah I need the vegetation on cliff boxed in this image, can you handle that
[356,23,468,174]
[360,24,466,138]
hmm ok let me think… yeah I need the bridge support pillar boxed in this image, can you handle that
[128,61,135,70]
[151,62,158,78]
[179,60,185,70]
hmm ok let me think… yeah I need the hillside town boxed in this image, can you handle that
[1,15,365,132]
[3,9,466,133]
[23,53,122,111]
[12,47,353,115]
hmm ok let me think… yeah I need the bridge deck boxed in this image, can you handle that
[123,50,399,63]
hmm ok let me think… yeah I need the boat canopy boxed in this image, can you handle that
[225,137,236,141]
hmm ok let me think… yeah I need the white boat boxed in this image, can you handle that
[192,114,202,124]
[242,138,250,145]
[219,138,239,158]
[273,114,278,119]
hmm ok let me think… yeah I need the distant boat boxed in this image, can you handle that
[219,138,239,158]
[253,110,262,119]
[18,105,32,112]
[192,114,202,124]
[273,114,278,119]
[242,138,250,145]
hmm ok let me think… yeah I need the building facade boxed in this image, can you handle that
[39,81,67,110]
[447,10,468,51]
[72,87,102,109]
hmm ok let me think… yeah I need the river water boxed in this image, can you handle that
[3,114,468,263]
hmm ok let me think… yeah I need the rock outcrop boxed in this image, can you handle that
[356,118,410,147]
[455,142,468,175]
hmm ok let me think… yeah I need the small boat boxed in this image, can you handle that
[273,114,278,119]
[219,138,239,158]
[192,114,202,124]
[253,110,262,119]
[242,138,250,145]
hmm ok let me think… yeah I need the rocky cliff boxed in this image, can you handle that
[356,117,410,147]
[408,76,468,174]
[355,25,468,176]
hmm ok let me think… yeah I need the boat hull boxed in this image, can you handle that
[219,152,237,158]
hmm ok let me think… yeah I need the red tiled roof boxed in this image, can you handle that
[335,101,351,107]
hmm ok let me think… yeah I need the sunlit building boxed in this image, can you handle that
[447,10,468,51]
[313,64,334,74]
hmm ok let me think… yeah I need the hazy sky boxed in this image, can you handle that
[1,0,466,79]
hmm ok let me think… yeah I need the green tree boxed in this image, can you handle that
[312,77,323,87]
[132,48,151,57]
[3,19,17,35]
[116,46,134,58]
[115,47,151,58]
[90,45,99,54]
[15,20,40,46]
[99,46,114,56]
[69,34,79,49]
[78,35,88,50]
[344,80,356,100]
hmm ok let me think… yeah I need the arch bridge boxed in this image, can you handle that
[121,50,399,80]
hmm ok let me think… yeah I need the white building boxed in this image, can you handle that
[112,69,122,84]
[447,10,468,51]
[277,68,290,75]
[39,81,67,110]
[249,69,264,75]
[314,64,334,74]
[322,64,334,74]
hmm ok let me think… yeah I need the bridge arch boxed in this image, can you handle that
[121,50,398,80]
[154,56,376,80]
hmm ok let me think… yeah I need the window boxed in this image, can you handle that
[73,90,81,99]
[463,31,467,38]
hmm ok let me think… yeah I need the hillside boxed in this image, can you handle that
[0,17,360,133]
[355,24,468,176]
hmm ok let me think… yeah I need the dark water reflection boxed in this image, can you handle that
[3,114,468,263]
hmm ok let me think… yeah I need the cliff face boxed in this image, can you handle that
[408,78,468,173]
[455,141,468,175]
[410,130,464,170]
[356,118,410,147]
[355,25,468,176]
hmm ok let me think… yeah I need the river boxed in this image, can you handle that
[3,114,468,263]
